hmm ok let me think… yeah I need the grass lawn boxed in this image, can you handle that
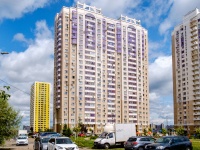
[71,136,95,149]
[71,137,200,150]
[191,139,200,150]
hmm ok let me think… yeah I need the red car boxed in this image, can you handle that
[78,133,85,137]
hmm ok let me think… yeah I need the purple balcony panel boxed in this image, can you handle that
[72,40,77,44]
[72,35,77,38]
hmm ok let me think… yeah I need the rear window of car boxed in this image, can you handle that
[128,138,137,142]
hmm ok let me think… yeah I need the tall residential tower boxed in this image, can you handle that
[30,81,50,132]
[172,8,200,133]
[54,2,149,133]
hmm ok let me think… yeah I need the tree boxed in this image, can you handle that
[73,126,81,137]
[63,124,72,137]
[0,86,22,145]
[143,128,147,136]
[162,128,167,136]
[176,126,185,136]
[195,127,200,139]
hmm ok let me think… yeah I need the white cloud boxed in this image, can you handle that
[149,92,160,101]
[0,0,50,20]
[149,56,172,95]
[13,33,30,44]
[159,0,200,34]
[75,0,142,18]
[0,20,54,126]
[133,0,173,27]
[149,56,174,124]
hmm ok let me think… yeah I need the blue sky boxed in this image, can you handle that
[0,0,200,127]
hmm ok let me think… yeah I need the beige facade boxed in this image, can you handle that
[172,8,200,133]
[53,2,149,134]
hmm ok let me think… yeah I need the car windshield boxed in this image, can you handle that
[42,138,50,143]
[56,138,73,144]
[18,137,27,139]
[155,137,171,143]
[99,132,108,138]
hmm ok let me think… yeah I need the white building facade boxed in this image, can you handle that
[54,2,149,134]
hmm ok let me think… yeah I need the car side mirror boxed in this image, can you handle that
[106,136,109,139]
[52,142,55,145]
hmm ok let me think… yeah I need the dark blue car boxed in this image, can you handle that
[145,136,192,150]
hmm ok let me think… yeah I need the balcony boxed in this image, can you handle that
[191,26,198,32]
[194,101,200,105]
[194,118,200,121]
[193,112,200,115]
[193,67,199,72]
[191,32,198,38]
[193,70,199,75]
[191,37,198,43]
[192,61,199,67]
[194,91,200,95]
[190,22,197,28]
[192,59,199,64]
[192,46,198,51]
[193,107,200,110]
[56,105,60,109]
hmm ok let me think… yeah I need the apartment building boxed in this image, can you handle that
[30,81,50,132]
[172,8,200,133]
[54,2,149,134]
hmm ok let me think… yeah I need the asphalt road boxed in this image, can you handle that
[0,138,90,150]
[0,138,34,150]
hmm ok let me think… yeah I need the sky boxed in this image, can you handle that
[0,0,200,128]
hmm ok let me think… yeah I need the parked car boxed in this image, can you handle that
[39,132,58,137]
[48,133,61,138]
[124,136,155,150]
[47,137,79,150]
[33,136,50,150]
[16,136,28,146]
[145,136,193,150]
[78,133,85,137]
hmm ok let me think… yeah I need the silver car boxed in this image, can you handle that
[33,136,50,150]
[124,136,155,150]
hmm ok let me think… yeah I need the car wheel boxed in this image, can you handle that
[104,143,110,149]
[138,147,144,150]
[164,148,170,150]
[185,147,191,150]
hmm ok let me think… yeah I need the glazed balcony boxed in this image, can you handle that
[193,101,200,105]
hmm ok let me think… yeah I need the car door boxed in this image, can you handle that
[170,137,181,150]
[107,133,115,146]
[48,138,54,150]
[51,138,56,150]
[178,136,187,150]
[140,138,151,148]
